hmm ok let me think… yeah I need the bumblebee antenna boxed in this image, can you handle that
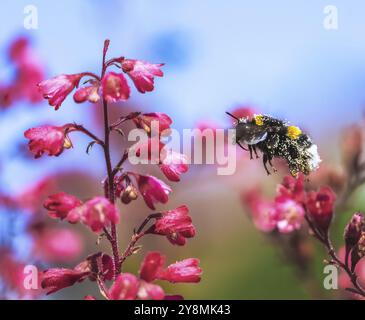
[225,111,240,121]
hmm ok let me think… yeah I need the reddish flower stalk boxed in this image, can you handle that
[304,213,365,297]
[100,40,120,276]
[30,39,197,299]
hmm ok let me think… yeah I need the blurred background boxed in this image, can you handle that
[0,0,365,299]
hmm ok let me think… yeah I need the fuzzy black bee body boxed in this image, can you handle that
[227,112,321,177]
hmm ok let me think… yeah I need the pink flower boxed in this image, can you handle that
[2,37,45,105]
[16,177,55,214]
[159,150,189,182]
[243,189,278,232]
[101,72,130,103]
[0,85,14,108]
[41,268,89,294]
[24,125,74,158]
[33,228,83,263]
[41,252,115,295]
[228,106,256,120]
[38,74,83,110]
[133,112,172,136]
[84,295,96,300]
[158,258,202,283]
[252,201,278,232]
[109,255,167,300]
[73,82,100,103]
[122,59,164,93]
[275,198,305,233]
[277,174,306,204]
[306,186,336,235]
[68,196,119,233]
[108,273,140,300]
[0,254,42,298]
[43,192,82,220]
[150,205,196,246]
[137,281,165,300]
[109,251,200,300]
[139,251,165,283]
[135,174,172,210]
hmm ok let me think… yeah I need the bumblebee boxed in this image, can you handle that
[226,112,321,177]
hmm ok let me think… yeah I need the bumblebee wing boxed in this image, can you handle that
[246,131,268,145]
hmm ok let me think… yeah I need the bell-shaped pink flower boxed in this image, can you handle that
[159,150,189,182]
[139,251,165,283]
[101,72,130,103]
[43,192,82,220]
[243,188,278,232]
[137,281,165,300]
[2,37,45,106]
[41,268,89,295]
[38,74,82,110]
[108,273,139,300]
[73,83,100,103]
[276,174,306,204]
[158,258,202,283]
[24,125,74,158]
[306,186,336,235]
[135,174,171,210]
[132,112,172,136]
[150,205,195,246]
[275,198,305,234]
[68,196,119,233]
[122,59,164,93]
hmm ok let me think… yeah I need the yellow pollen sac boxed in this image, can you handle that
[142,122,151,134]
[63,137,73,149]
[287,125,302,139]
[254,114,264,126]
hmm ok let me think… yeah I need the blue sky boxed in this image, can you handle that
[0,0,365,190]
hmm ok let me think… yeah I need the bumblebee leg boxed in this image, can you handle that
[252,145,259,159]
[248,145,253,159]
[262,153,271,175]
[268,156,277,172]
[236,141,248,151]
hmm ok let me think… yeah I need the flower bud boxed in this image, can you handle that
[121,185,138,204]
[306,186,336,235]
[344,213,364,250]
[358,232,365,257]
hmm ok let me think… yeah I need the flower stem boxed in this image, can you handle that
[99,40,121,277]
[102,98,121,277]
[305,213,365,297]
[119,232,145,266]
